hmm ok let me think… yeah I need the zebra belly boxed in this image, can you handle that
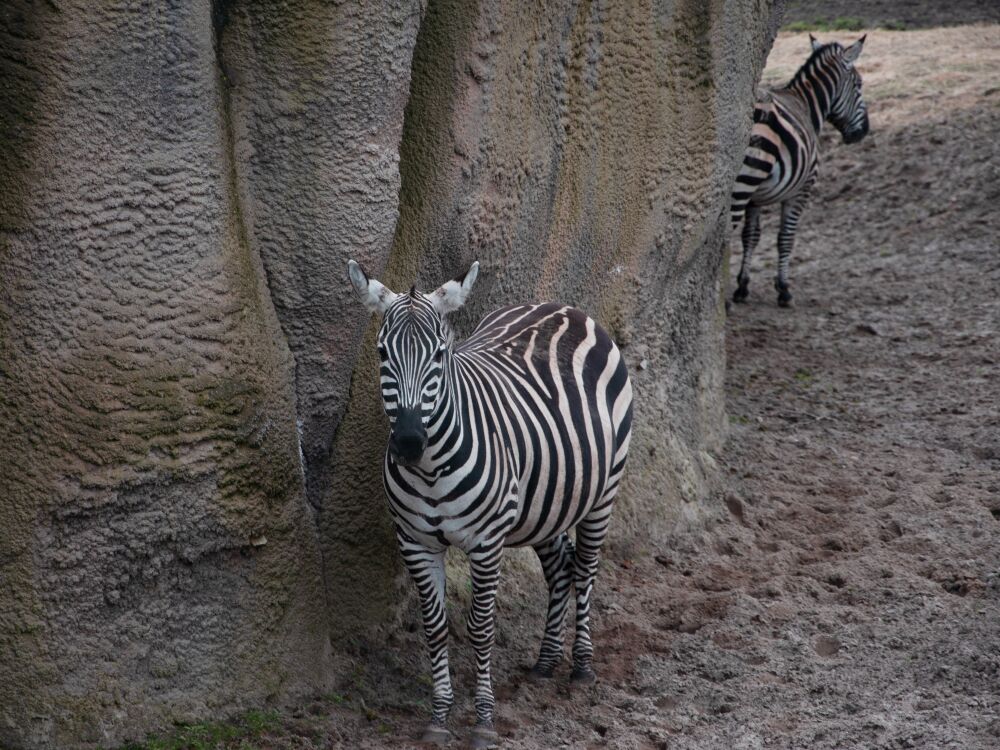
[503,471,607,548]
[751,165,784,205]
[752,164,813,207]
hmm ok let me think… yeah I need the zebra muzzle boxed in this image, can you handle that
[389,409,427,466]
[843,116,869,144]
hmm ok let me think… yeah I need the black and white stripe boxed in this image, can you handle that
[348,261,633,747]
[731,34,869,307]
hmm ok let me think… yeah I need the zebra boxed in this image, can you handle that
[731,34,869,307]
[347,259,633,748]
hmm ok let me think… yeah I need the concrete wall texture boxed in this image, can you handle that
[0,1,779,747]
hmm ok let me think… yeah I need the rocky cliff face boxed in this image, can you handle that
[0,1,778,747]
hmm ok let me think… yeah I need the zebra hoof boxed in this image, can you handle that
[732,287,749,303]
[527,663,556,681]
[569,666,597,686]
[469,724,499,749]
[421,724,454,745]
[774,279,792,307]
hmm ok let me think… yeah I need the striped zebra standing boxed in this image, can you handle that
[731,35,869,307]
[348,260,633,749]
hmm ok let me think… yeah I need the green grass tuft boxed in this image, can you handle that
[784,16,908,32]
[115,710,279,750]
[784,17,865,32]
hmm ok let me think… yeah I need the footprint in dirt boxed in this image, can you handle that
[814,635,841,658]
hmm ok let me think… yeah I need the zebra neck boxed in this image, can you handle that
[789,75,830,133]
[789,55,839,133]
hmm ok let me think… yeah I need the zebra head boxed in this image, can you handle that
[811,34,869,144]
[347,259,480,466]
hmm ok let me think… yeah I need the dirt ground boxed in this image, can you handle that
[143,23,999,750]
[781,0,1000,30]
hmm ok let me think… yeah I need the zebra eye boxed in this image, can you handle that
[377,345,389,360]
[434,347,445,363]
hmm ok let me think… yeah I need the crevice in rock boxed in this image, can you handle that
[210,2,329,580]
[211,0,323,517]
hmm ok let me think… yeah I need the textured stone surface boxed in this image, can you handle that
[0,1,420,747]
[0,0,778,747]
[218,0,423,512]
[327,0,782,589]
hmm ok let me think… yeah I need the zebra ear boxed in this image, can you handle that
[431,261,480,315]
[810,34,822,52]
[842,35,866,65]
[347,259,398,314]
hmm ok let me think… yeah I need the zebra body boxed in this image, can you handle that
[348,261,633,748]
[731,35,869,307]
[741,92,818,207]
[385,302,631,551]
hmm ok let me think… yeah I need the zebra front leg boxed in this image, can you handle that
[733,204,761,303]
[467,544,504,749]
[775,189,810,307]
[570,510,612,684]
[528,533,575,679]
[396,532,454,744]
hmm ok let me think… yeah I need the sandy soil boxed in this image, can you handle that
[157,24,999,750]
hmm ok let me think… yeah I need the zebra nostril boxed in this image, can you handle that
[389,430,427,464]
[390,408,426,460]
[844,125,868,144]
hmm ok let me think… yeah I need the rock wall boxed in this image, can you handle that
[0,0,779,747]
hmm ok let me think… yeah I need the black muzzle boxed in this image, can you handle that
[388,408,427,466]
[843,115,869,144]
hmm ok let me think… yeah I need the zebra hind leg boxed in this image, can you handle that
[467,544,505,749]
[733,205,761,303]
[776,190,810,307]
[528,533,575,679]
[570,508,613,685]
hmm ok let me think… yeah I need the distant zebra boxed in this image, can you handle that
[731,34,869,307]
[348,260,633,749]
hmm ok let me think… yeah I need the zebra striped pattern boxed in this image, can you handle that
[348,261,633,747]
[731,35,869,307]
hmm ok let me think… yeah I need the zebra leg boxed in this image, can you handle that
[775,191,810,307]
[467,544,504,749]
[396,532,454,744]
[733,204,761,303]
[570,509,612,684]
[528,532,575,679]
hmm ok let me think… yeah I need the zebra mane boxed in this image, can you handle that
[789,42,844,89]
